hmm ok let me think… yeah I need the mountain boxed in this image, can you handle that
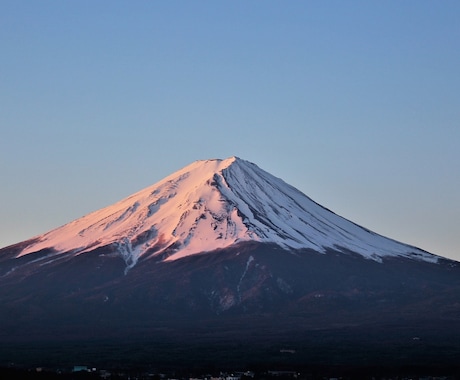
[1,157,460,372]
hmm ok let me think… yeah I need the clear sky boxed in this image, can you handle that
[1,1,459,261]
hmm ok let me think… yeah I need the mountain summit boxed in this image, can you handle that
[18,156,435,267]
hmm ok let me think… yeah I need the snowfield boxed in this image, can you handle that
[19,157,438,266]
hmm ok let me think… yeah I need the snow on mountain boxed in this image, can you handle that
[18,156,438,267]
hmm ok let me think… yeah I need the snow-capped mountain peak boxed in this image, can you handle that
[18,156,438,267]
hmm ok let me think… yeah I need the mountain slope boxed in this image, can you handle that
[13,156,437,268]
[1,242,460,369]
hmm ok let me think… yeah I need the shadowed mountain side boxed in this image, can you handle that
[1,243,459,343]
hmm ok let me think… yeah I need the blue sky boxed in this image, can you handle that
[1,1,459,261]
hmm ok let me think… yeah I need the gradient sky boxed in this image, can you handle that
[1,1,459,261]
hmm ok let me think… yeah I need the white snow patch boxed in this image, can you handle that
[17,156,439,267]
